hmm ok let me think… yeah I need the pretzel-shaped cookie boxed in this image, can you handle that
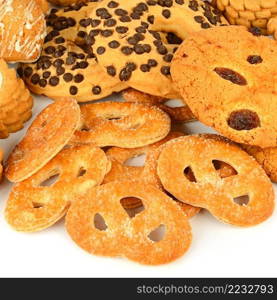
[5,145,110,232]
[5,98,80,182]
[122,88,196,123]
[70,102,171,147]
[157,134,275,227]
[66,181,192,265]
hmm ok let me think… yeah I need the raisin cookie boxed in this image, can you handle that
[19,3,127,102]
[84,0,228,98]
[172,26,277,148]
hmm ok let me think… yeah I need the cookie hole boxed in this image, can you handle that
[233,195,250,206]
[77,167,87,177]
[184,166,197,183]
[94,213,108,231]
[32,202,44,209]
[165,32,182,45]
[148,224,166,242]
[214,68,247,85]
[212,160,238,178]
[120,198,144,218]
[106,117,122,121]
[81,126,90,132]
[124,153,146,167]
[39,174,59,187]
[163,99,184,108]
[227,109,260,131]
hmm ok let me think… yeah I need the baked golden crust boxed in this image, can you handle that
[172,26,277,148]
[35,0,50,14]
[0,59,33,139]
[0,0,46,63]
[66,181,192,265]
[5,98,80,182]
[157,134,275,227]
[70,101,171,148]
[19,2,127,102]
[5,145,110,232]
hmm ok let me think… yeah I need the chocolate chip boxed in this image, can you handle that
[147,0,157,5]
[143,44,151,53]
[43,71,51,79]
[89,29,100,37]
[108,40,120,48]
[115,26,128,35]
[135,26,146,33]
[77,31,87,38]
[126,63,137,72]
[45,46,56,54]
[79,18,91,27]
[162,9,171,18]
[104,18,117,27]
[70,86,78,95]
[77,53,85,59]
[79,61,89,69]
[31,74,40,84]
[194,16,204,23]
[56,66,65,76]
[141,21,149,28]
[101,29,113,37]
[148,59,157,67]
[67,17,76,27]
[96,8,112,19]
[227,110,260,131]
[120,15,131,22]
[161,66,170,75]
[23,67,33,78]
[147,15,154,24]
[53,59,64,67]
[63,73,73,82]
[140,64,150,72]
[249,27,262,36]
[158,0,173,7]
[119,68,131,81]
[65,56,75,65]
[74,74,84,83]
[127,36,138,45]
[121,46,133,55]
[130,12,141,20]
[53,50,64,58]
[39,79,47,87]
[134,33,145,41]
[163,53,173,62]
[157,45,168,55]
[166,32,182,44]
[188,0,198,11]
[92,85,101,95]
[214,68,247,85]
[201,22,211,29]
[107,66,116,76]
[91,19,101,27]
[150,30,161,40]
[54,37,65,44]
[115,8,128,16]
[57,45,66,52]
[108,1,119,8]
[97,47,106,55]
[134,44,145,54]
[49,76,59,86]
[17,67,23,77]
[247,55,263,64]
[176,0,184,4]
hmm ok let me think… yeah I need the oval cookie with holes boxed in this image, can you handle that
[171,26,277,148]
[70,101,171,147]
[66,181,192,265]
[5,145,110,232]
[5,98,80,182]
[157,134,275,227]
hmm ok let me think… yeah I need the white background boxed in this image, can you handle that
[0,95,276,278]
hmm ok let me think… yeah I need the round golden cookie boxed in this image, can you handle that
[212,0,277,34]
[19,2,127,102]
[242,144,277,183]
[5,98,80,183]
[0,0,46,63]
[171,26,277,148]
[84,0,228,98]
[157,134,275,227]
[0,59,33,139]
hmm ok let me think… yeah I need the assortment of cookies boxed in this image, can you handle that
[0,0,277,265]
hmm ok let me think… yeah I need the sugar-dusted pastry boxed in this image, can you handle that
[0,59,33,138]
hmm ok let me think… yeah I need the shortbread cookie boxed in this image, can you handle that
[212,0,277,34]
[5,145,110,232]
[19,3,127,102]
[268,15,277,38]
[0,0,46,63]
[172,26,277,148]
[157,134,275,227]
[0,59,33,139]
[242,144,277,183]
[84,0,228,98]
[71,102,171,147]
[122,88,196,122]
[5,98,80,182]
[66,181,192,265]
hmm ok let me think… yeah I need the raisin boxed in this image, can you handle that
[214,68,247,85]
[247,55,263,64]
[227,110,260,131]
